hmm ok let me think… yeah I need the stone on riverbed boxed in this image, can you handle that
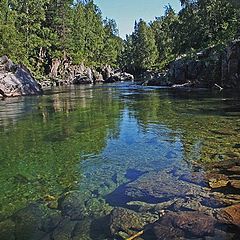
[217,204,240,227]
[124,170,202,202]
[0,219,15,240]
[58,190,112,220]
[11,203,61,240]
[229,180,240,189]
[153,211,216,238]
[227,165,240,174]
[51,217,77,240]
[58,191,88,220]
[109,207,158,238]
[206,173,230,189]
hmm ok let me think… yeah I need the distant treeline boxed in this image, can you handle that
[122,0,240,73]
[0,0,239,77]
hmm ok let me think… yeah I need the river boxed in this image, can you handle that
[0,83,239,239]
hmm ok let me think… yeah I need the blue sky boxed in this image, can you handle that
[94,0,181,38]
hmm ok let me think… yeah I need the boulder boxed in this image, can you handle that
[153,211,216,238]
[72,75,93,84]
[230,180,240,189]
[51,217,77,240]
[0,56,42,97]
[58,191,88,220]
[105,71,134,83]
[11,203,61,240]
[124,171,195,202]
[72,66,94,84]
[108,207,157,238]
[206,173,230,189]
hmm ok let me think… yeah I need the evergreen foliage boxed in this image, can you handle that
[0,0,122,77]
[1,0,239,76]
[122,0,240,73]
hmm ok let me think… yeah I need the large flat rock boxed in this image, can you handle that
[124,170,202,202]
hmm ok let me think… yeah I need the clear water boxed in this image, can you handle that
[0,83,239,235]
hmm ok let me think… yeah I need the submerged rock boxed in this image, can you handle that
[207,173,230,189]
[124,170,198,202]
[59,190,113,221]
[58,191,88,220]
[0,56,42,97]
[0,219,15,240]
[11,203,61,240]
[153,221,184,240]
[153,211,216,238]
[51,217,77,240]
[217,204,240,227]
[109,207,157,238]
[230,180,240,190]
[72,216,111,240]
[227,165,240,175]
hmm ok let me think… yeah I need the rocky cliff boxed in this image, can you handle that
[147,39,240,89]
[40,59,134,88]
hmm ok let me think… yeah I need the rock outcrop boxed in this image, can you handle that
[42,60,133,87]
[0,56,42,97]
[147,39,240,89]
[221,40,240,88]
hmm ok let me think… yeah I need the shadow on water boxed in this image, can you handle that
[96,168,148,207]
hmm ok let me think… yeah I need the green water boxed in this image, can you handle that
[0,83,239,220]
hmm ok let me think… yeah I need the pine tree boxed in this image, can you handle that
[0,0,25,62]
[151,5,178,68]
[100,18,123,67]
[132,19,158,72]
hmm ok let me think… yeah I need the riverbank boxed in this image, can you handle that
[0,55,134,98]
[1,39,239,99]
[142,39,240,90]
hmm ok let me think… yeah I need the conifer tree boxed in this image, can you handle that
[132,19,158,72]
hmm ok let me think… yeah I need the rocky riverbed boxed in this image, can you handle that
[1,163,239,240]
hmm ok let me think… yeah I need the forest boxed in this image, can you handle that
[0,0,240,77]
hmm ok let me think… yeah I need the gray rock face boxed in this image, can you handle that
[168,58,214,87]
[0,56,42,97]
[148,39,240,89]
[221,39,240,88]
